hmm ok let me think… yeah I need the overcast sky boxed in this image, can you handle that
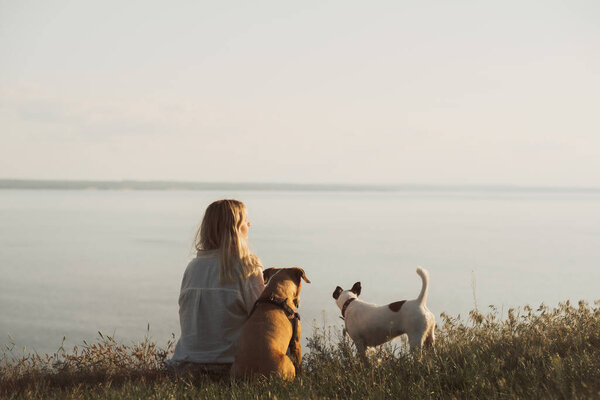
[1,0,599,186]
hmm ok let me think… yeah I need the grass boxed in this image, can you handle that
[2,300,600,399]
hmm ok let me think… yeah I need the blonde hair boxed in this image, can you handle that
[194,199,262,284]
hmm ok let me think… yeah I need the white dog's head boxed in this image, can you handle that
[332,282,361,309]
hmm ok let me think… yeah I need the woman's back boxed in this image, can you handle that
[171,250,264,364]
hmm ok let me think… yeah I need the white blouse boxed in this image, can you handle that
[169,250,265,364]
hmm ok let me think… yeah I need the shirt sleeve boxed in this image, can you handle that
[240,269,266,314]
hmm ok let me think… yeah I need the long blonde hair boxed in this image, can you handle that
[194,199,262,284]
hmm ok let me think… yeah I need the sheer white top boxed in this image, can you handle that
[170,250,265,364]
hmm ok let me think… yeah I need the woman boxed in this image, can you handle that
[169,199,265,372]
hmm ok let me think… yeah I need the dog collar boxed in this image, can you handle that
[251,294,297,318]
[341,298,356,318]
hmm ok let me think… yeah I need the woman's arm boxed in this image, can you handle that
[240,270,266,314]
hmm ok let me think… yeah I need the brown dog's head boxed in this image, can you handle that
[263,266,310,308]
[262,267,279,284]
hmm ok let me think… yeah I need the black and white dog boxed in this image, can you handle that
[332,267,435,359]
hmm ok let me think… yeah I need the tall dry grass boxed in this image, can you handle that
[2,300,600,399]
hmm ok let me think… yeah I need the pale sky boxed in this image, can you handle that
[1,0,599,186]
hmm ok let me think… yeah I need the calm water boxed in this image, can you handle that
[1,189,599,355]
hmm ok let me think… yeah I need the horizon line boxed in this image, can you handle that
[0,178,599,193]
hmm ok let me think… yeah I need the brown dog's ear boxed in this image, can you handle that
[292,267,311,284]
[350,282,361,297]
[332,286,343,300]
[263,267,280,284]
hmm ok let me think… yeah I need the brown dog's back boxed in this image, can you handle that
[231,308,295,379]
[231,267,310,380]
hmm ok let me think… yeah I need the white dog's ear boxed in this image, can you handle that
[350,282,361,297]
[332,286,343,299]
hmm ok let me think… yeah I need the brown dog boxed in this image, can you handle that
[231,267,310,380]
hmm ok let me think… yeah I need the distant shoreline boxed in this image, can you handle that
[0,179,599,193]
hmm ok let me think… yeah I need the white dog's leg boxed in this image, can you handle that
[354,339,368,362]
[424,326,435,350]
[407,329,426,353]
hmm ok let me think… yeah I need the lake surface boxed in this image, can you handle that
[1,189,599,355]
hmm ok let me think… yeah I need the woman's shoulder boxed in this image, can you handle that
[196,249,219,259]
[186,251,218,269]
[238,266,264,288]
[183,252,219,282]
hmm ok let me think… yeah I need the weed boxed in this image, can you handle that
[2,300,600,399]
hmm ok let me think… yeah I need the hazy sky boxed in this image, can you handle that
[1,0,599,186]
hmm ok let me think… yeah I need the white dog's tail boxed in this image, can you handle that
[416,267,430,306]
